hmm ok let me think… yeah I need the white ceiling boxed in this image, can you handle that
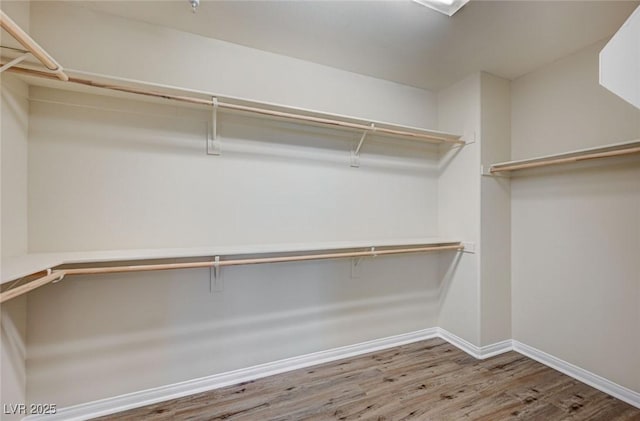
[77,0,639,91]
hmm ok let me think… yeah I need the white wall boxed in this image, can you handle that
[437,74,481,345]
[30,2,437,129]
[0,75,30,421]
[479,73,511,346]
[1,3,29,259]
[511,40,640,392]
[0,295,27,421]
[512,41,640,158]
[1,76,28,259]
[1,1,31,416]
[436,71,512,348]
[27,88,440,252]
[21,3,451,407]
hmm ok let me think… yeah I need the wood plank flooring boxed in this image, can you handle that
[94,338,640,420]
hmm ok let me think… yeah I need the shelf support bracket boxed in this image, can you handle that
[351,257,362,278]
[207,97,221,156]
[480,164,509,178]
[351,246,377,277]
[461,130,476,145]
[209,255,223,293]
[0,52,30,74]
[350,123,375,168]
[50,269,65,284]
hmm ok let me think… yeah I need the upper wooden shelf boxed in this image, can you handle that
[7,66,464,148]
[489,139,640,174]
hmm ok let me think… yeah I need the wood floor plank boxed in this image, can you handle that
[94,339,640,420]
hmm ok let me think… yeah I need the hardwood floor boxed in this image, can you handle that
[94,338,640,420]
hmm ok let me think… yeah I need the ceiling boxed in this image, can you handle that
[77,0,638,91]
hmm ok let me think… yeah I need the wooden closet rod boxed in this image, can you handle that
[3,66,464,145]
[0,244,463,303]
[0,11,68,81]
[490,145,640,173]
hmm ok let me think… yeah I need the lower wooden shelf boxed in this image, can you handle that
[0,238,464,304]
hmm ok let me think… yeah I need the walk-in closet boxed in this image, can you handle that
[1,1,639,419]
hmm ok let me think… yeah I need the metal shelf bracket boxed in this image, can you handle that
[0,52,30,74]
[351,257,363,278]
[209,255,223,293]
[350,123,375,167]
[207,97,221,156]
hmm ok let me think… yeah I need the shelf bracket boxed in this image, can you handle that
[461,130,476,145]
[0,52,30,74]
[209,255,223,293]
[350,123,375,168]
[351,246,377,277]
[480,164,510,177]
[50,268,65,284]
[351,257,363,278]
[207,97,221,156]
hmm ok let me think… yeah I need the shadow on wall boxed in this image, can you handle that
[0,297,27,410]
[29,88,441,177]
[437,251,464,308]
[24,253,453,406]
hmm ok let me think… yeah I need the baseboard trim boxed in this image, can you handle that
[438,328,513,359]
[512,340,640,409]
[26,328,440,421]
[25,331,640,420]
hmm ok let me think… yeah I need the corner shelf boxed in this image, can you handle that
[489,139,640,174]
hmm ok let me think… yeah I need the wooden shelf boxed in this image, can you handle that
[489,139,640,174]
[1,238,462,285]
[8,66,464,147]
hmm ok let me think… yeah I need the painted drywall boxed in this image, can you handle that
[512,41,640,159]
[0,294,27,420]
[28,87,440,251]
[1,2,31,416]
[20,2,451,406]
[511,40,640,392]
[29,2,437,130]
[1,77,29,258]
[0,74,30,420]
[437,74,481,345]
[0,296,27,421]
[1,1,31,414]
[435,71,512,349]
[479,73,511,346]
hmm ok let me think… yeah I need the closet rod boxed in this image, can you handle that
[0,244,463,303]
[0,11,68,81]
[3,66,464,145]
[490,145,640,173]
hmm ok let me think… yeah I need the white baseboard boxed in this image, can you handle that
[512,340,640,409]
[26,328,440,421]
[437,328,513,359]
[25,331,639,420]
